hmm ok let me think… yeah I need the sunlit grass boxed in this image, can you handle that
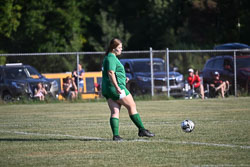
[0,97,250,166]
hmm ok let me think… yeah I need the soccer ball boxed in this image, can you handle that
[181,120,195,133]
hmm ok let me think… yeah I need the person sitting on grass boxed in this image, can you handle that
[187,68,205,99]
[209,71,226,98]
[34,82,47,101]
[63,77,78,100]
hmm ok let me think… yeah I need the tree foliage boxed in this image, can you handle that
[0,0,21,38]
[0,0,249,73]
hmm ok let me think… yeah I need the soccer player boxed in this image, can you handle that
[102,38,155,141]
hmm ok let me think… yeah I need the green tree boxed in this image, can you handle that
[0,0,21,38]
[6,0,88,72]
[1,0,250,73]
[116,0,175,49]
[82,0,131,71]
[239,0,250,43]
[0,0,21,65]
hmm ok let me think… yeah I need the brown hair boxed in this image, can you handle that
[105,38,122,55]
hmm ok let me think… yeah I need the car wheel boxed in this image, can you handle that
[3,92,13,102]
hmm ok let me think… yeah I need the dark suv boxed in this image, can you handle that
[202,43,250,93]
[202,55,250,93]
[120,58,185,97]
[0,63,59,101]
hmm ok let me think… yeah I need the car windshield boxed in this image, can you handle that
[5,67,30,79]
[133,61,165,72]
[237,57,250,68]
[26,66,42,78]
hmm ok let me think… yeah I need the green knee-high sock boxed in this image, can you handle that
[110,117,119,136]
[130,113,145,130]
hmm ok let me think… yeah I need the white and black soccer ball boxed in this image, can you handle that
[181,120,195,133]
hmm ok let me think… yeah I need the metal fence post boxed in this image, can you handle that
[150,47,154,97]
[166,48,170,98]
[76,53,80,93]
[233,51,237,97]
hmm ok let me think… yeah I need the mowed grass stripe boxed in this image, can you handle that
[1,130,250,150]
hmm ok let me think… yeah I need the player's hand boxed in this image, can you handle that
[126,77,129,83]
[116,87,122,94]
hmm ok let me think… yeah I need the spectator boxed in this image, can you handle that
[34,82,47,101]
[63,77,78,100]
[187,68,205,99]
[209,71,226,98]
[94,83,102,97]
[72,64,85,93]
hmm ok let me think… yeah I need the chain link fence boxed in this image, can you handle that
[0,48,250,101]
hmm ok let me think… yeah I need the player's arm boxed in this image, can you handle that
[108,70,122,94]
[126,77,129,83]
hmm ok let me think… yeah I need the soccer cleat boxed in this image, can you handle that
[113,135,123,141]
[138,129,155,137]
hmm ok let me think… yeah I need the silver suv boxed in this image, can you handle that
[120,58,185,97]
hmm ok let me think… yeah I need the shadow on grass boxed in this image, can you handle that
[0,138,109,142]
[0,138,153,142]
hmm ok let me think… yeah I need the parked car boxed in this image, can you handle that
[120,58,185,97]
[214,43,250,50]
[202,44,250,93]
[0,63,59,101]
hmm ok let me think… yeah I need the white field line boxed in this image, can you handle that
[1,130,250,149]
[195,164,250,167]
[168,141,250,149]
[0,130,105,140]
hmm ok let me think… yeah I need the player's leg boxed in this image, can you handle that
[107,98,122,141]
[117,94,155,137]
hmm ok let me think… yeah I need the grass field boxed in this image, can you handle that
[0,97,250,167]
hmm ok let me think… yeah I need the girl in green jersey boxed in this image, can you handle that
[102,38,155,141]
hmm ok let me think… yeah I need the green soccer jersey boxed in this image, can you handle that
[102,53,128,100]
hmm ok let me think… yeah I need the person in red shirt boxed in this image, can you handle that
[210,71,225,98]
[187,68,205,99]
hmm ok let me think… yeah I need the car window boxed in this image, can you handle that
[237,57,250,68]
[4,68,29,79]
[224,59,233,70]
[213,58,224,70]
[124,63,131,73]
[133,61,166,72]
[26,66,42,78]
[205,60,214,69]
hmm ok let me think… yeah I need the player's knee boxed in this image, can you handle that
[111,109,120,117]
